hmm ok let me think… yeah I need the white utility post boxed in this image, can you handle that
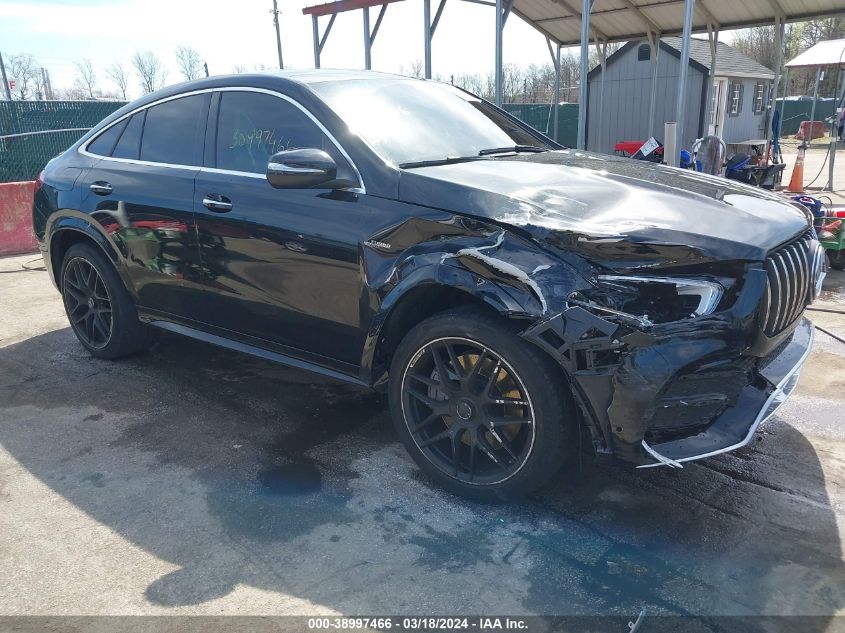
[703,23,719,137]
[647,29,661,139]
[597,40,608,152]
[671,0,695,167]
[576,0,592,149]
[547,37,562,142]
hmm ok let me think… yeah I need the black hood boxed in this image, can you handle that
[398,150,810,270]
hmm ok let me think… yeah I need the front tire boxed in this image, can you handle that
[388,306,576,500]
[61,242,153,359]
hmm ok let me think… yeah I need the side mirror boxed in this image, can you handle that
[266,148,337,189]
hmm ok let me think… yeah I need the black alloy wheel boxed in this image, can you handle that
[63,256,114,350]
[61,242,155,359]
[401,336,536,485]
[390,307,575,500]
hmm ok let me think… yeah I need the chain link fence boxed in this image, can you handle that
[502,103,579,147]
[775,97,836,136]
[0,100,126,183]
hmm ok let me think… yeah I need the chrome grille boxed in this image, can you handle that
[760,232,824,336]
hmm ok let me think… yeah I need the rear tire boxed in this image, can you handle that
[388,306,576,501]
[61,242,153,359]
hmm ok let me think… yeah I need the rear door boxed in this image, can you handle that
[78,92,210,321]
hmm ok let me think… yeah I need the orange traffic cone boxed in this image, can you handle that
[787,142,806,193]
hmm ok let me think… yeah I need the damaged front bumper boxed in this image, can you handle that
[522,281,815,469]
[638,317,813,468]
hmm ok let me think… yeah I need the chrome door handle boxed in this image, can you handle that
[202,195,233,213]
[89,181,112,195]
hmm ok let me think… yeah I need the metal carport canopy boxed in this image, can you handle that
[517,0,845,47]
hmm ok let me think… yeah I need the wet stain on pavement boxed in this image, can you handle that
[257,462,322,496]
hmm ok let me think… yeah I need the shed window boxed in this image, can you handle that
[728,80,743,117]
[637,44,651,61]
[753,81,767,114]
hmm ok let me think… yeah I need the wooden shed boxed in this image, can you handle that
[586,37,775,155]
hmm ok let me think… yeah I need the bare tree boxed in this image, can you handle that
[74,58,97,99]
[175,46,202,81]
[452,72,484,95]
[106,62,130,100]
[232,64,248,74]
[8,53,39,100]
[731,18,844,97]
[402,59,424,78]
[58,86,88,100]
[132,51,167,94]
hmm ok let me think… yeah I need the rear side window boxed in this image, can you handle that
[87,118,128,156]
[215,91,349,177]
[140,94,207,166]
[112,112,145,160]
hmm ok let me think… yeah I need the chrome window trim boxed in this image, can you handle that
[78,86,366,194]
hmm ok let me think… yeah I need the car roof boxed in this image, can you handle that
[120,69,416,109]
[257,68,413,84]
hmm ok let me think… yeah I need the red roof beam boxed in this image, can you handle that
[303,0,405,17]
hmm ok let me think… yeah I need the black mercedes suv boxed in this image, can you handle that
[33,70,823,499]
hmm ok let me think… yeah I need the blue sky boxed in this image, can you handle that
[0,0,562,98]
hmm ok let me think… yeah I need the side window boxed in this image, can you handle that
[215,91,352,179]
[753,81,766,114]
[113,112,145,160]
[140,94,206,166]
[87,118,128,156]
[728,80,743,117]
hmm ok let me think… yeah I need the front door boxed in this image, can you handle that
[193,89,377,366]
[78,93,210,321]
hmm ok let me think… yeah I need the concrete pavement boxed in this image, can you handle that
[1,253,845,629]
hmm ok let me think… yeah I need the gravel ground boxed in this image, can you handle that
[1,253,844,631]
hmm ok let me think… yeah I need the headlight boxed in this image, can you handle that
[598,275,723,317]
[575,275,725,324]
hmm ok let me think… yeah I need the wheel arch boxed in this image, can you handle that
[363,261,537,386]
[47,214,128,293]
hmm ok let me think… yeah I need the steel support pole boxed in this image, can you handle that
[647,31,660,139]
[597,41,607,152]
[424,0,433,79]
[272,0,284,69]
[808,66,821,135]
[672,0,695,166]
[312,15,321,69]
[554,44,561,142]
[703,25,718,137]
[577,0,591,149]
[763,19,784,164]
[774,66,790,157]
[494,0,503,105]
[826,69,845,190]
[0,52,12,101]
[364,7,372,69]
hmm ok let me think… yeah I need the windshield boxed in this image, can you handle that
[310,78,553,166]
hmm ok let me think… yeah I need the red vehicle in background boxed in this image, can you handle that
[614,140,664,162]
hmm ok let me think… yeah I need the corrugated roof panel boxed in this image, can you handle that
[513,0,845,46]
[786,38,845,67]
